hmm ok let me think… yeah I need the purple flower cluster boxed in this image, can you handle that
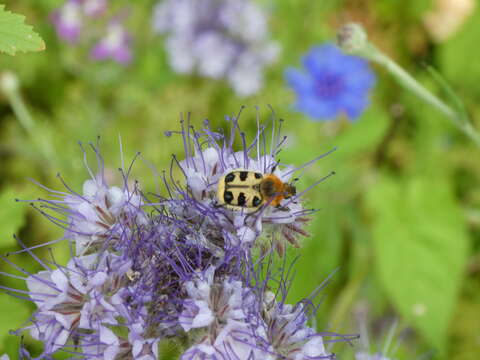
[152,0,280,96]
[285,44,375,121]
[52,0,132,64]
[2,111,344,359]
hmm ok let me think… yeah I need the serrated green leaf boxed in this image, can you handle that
[0,5,45,55]
[366,175,469,353]
[0,188,27,247]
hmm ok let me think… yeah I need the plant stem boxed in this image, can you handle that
[329,237,369,331]
[337,23,480,148]
[4,83,36,134]
[365,44,480,147]
[0,71,55,166]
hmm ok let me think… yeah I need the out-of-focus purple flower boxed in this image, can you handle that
[353,304,400,360]
[152,0,280,96]
[83,0,108,17]
[52,0,134,65]
[52,0,83,43]
[285,44,375,121]
[91,21,133,65]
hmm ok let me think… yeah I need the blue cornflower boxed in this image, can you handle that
[285,43,375,121]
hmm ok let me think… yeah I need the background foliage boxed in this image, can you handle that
[0,0,479,359]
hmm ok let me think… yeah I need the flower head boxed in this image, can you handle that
[91,21,133,65]
[263,302,331,360]
[83,0,108,17]
[52,0,133,65]
[52,0,83,43]
[2,251,133,357]
[1,110,348,359]
[285,44,375,121]
[164,110,335,254]
[152,0,280,96]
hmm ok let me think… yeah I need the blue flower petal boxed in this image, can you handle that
[286,42,376,122]
[284,68,315,93]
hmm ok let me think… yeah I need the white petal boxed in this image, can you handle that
[302,336,327,357]
[83,179,100,197]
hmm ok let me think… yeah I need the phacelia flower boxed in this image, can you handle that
[83,0,108,17]
[36,146,146,255]
[2,251,133,357]
[178,267,271,359]
[2,110,347,359]
[91,21,133,65]
[164,110,335,254]
[52,0,133,65]
[285,43,375,121]
[263,301,330,359]
[152,0,280,96]
[52,0,83,43]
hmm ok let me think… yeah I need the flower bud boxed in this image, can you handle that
[336,23,369,55]
[0,71,19,95]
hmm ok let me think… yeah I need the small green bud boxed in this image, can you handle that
[0,71,19,95]
[336,23,368,55]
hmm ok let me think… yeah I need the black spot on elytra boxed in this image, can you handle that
[225,173,235,183]
[252,196,261,207]
[254,173,262,179]
[239,171,248,181]
[224,191,234,204]
[237,192,247,206]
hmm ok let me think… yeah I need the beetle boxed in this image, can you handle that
[216,169,296,213]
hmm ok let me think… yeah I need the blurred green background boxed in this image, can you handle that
[1,0,479,359]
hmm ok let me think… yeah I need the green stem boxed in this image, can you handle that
[382,319,398,355]
[4,85,36,134]
[1,72,55,166]
[368,47,455,119]
[365,44,480,147]
[329,272,365,331]
[338,23,480,148]
[329,250,369,331]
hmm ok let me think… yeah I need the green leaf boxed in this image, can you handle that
[0,5,45,55]
[365,175,469,352]
[0,188,27,247]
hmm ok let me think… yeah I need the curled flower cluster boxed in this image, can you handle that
[2,111,343,359]
[52,0,133,64]
[152,0,280,96]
